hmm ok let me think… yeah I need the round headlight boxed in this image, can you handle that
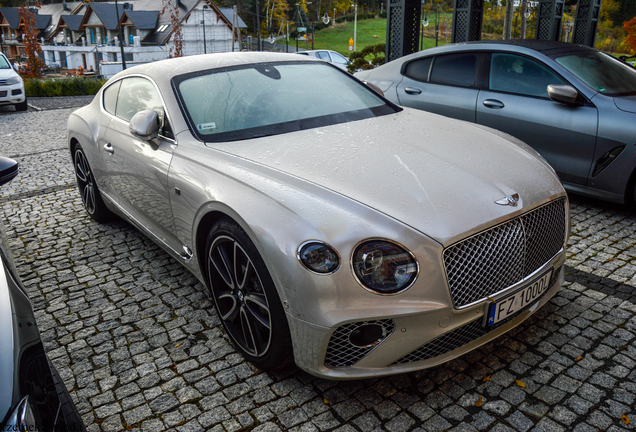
[352,240,418,294]
[298,241,340,274]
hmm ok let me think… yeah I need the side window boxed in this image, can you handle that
[331,52,349,65]
[316,51,330,61]
[489,53,565,98]
[115,77,164,124]
[404,57,433,82]
[102,80,121,115]
[429,53,478,87]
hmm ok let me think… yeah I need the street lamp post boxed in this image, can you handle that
[256,0,261,51]
[202,5,207,54]
[114,0,126,69]
[353,4,357,52]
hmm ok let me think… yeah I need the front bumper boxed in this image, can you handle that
[0,83,25,105]
[288,254,565,380]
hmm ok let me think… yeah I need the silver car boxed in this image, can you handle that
[296,49,351,70]
[67,52,568,379]
[356,40,636,205]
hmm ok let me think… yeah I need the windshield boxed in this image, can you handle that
[0,55,11,70]
[553,50,636,96]
[173,61,396,142]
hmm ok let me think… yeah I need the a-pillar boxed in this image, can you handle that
[451,0,484,43]
[572,0,601,47]
[535,0,564,41]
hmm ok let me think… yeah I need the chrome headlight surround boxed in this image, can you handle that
[351,238,419,295]
[297,241,341,275]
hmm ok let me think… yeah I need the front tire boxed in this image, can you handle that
[73,144,113,222]
[205,218,294,370]
[14,98,27,112]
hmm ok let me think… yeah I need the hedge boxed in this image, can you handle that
[24,77,106,97]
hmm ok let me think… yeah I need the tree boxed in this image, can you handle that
[161,0,184,58]
[624,16,636,53]
[347,43,384,73]
[18,2,46,78]
[502,0,513,39]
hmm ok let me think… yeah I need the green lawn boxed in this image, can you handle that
[307,16,450,58]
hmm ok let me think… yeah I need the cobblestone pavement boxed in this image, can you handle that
[1,106,636,432]
[0,95,94,114]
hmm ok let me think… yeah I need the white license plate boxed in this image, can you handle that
[485,269,553,327]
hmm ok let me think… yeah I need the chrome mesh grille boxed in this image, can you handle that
[324,319,395,368]
[444,198,566,308]
[394,265,562,365]
[394,319,487,364]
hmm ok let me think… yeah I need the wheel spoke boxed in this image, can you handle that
[75,153,88,182]
[240,306,258,356]
[218,291,239,321]
[237,256,255,291]
[244,293,271,330]
[210,242,234,289]
[83,184,95,213]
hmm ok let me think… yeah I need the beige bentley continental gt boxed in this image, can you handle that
[67,52,569,379]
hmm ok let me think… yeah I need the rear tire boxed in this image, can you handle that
[205,218,294,370]
[14,98,27,112]
[73,144,113,223]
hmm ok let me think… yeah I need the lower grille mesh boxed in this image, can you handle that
[324,319,395,368]
[394,265,562,365]
[444,198,566,308]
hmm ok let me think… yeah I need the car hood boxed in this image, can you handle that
[209,108,563,245]
[614,95,636,114]
[0,68,18,80]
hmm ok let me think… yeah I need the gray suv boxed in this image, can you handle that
[356,40,636,204]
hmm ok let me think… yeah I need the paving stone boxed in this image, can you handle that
[506,410,534,432]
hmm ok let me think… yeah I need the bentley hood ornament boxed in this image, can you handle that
[495,193,520,207]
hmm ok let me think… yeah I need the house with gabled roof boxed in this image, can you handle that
[0,6,52,60]
[38,0,246,72]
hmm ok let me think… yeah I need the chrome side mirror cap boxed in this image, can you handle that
[129,109,161,141]
[547,84,580,105]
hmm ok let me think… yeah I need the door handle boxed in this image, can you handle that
[404,87,423,95]
[103,143,114,154]
[483,99,505,109]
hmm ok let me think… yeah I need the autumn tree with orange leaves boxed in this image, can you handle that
[161,0,184,58]
[625,16,636,53]
[18,2,46,78]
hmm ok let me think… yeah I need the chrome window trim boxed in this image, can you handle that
[99,73,177,144]
[349,238,420,296]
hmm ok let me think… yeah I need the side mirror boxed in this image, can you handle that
[547,84,580,105]
[129,109,161,142]
[0,156,19,186]
[362,81,384,97]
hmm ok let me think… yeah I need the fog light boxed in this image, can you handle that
[349,323,386,348]
[298,241,340,274]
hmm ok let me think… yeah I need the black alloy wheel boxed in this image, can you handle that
[73,145,112,222]
[205,219,293,370]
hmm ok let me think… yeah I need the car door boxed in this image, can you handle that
[396,52,484,122]
[102,76,182,254]
[476,52,598,186]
